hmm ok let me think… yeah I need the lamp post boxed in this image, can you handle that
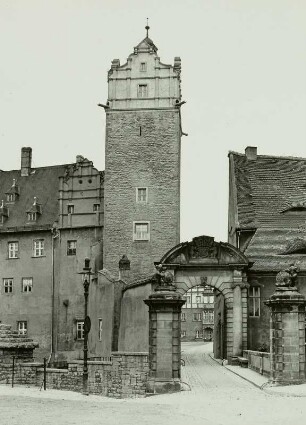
[79,258,92,396]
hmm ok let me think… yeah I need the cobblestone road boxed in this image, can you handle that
[1,342,306,425]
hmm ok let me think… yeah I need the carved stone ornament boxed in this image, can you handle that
[154,264,174,288]
[275,263,299,289]
[200,276,208,285]
[188,236,218,259]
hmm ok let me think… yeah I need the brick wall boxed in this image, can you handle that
[0,352,149,398]
[104,109,181,280]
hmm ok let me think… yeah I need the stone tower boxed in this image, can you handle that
[103,26,182,280]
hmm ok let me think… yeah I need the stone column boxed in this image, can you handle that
[144,266,185,394]
[231,269,245,363]
[265,267,306,385]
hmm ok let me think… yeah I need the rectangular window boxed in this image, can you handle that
[3,278,13,294]
[8,241,19,259]
[33,239,44,257]
[67,204,74,214]
[249,287,261,317]
[98,318,103,341]
[7,193,14,202]
[76,321,84,340]
[140,62,147,72]
[133,222,150,241]
[181,313,186,321]
[196,295,201,303]
[93,203,100,212]
[193,313,202,321]
[136,188,147,203]
[203,310,214,323]
[22,278,33,293]
[181,330,186,338]
[187,296,191,304]
[27,212,37,222]
[67,240,77,256]
[195,330,202,339]
[17,321,27,335]
[137,84,148,98]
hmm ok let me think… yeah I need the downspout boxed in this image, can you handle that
[51,227,60,361]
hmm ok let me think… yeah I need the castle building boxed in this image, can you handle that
[0,148,103,361]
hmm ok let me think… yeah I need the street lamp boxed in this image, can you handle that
[79,258,92,395]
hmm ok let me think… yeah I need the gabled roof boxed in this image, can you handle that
[134,36,158,53]
[0,164,70,231]
[230,151,306,229]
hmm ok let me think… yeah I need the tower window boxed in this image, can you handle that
[133,221,150,241]
[17,321,27,336]
[67,240,77,256]
[136,187,148,203]
[138,84,148,98]
[67,204,74,214]
[140,62,147,72]
[93,203,100,212]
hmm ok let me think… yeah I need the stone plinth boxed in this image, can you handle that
[0,323,39,363]
[144,286,185,394]
[265,287,306,385]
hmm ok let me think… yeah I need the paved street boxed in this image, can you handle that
[1,342,306,425]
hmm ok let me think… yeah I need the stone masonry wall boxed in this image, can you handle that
[243,350,270,377]
[0,352,149,398]
[104,109,181,280]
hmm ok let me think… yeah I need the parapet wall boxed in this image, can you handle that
[0,352,149,398]
[243,350,270,377]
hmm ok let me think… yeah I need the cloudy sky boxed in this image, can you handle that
[1,0,305,242]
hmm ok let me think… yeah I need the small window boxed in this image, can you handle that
[193,313,201,322]
[196,296,201,303]
[249,287,261,317]
[98,318,103,341]
[6,194,14,202]
[138,84,148,98]
[33,239,44,257]
[133,222,150,241]
[3,278,13,294]
[181,312,186,321]
[181,330,186,338]
[17,321,27,335]
[67,204,74,214]
[22,278,33,293]
[8,242,19,259]
[93,203,100,212]
[67,240,77,256]
[140,62,147,72]
[195,330,202,339]
[187,296,191,304]
[76,321,84,340]
[136,188,147,203]
[27,212,37,222]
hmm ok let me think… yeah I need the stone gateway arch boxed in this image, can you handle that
[157,236,250,362]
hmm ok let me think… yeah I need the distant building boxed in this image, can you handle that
[181,285,214,341]
[0,148,103,361]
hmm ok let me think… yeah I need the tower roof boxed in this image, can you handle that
[134,20,158,54]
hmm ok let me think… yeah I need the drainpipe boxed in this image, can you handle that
[51,227,60,361]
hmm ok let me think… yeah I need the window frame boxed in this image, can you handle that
[33,239,44,257]
[181,312,186,322]
[193,312,202,322]
[76,320,84,340]
[136,187,148,204]
[67,204,75,214]
[17,321,27,336]
[8,241,19,259]
[93,203,100,212]
[133,221,150,241]
[27,212,37,222]
[22,277,33,293]
[3,278,13,294]
[249,286,261,317]
[67,240,77,256]
[140,62,147,72]
[181,330,186,338]
[137,84,148,98]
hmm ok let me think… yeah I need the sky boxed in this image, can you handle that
[1,0,306,243]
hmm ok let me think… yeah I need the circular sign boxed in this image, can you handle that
[84,316,91,333]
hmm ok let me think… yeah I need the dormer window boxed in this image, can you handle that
[27,212,37,222]
[5,179,19,203]
[26,197,42,223]
[140,62,147,72]
[138,84,148,98]
[7,194,14,202]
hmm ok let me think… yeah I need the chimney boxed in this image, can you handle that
[245,146,257,161]
[21,147,32,176]
[119,255,130,281]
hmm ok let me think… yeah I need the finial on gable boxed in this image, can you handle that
[145,18,150,38]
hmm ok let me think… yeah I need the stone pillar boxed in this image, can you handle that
[231,269,246,363]
[144,266,185,394]
[265,267,306,385]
